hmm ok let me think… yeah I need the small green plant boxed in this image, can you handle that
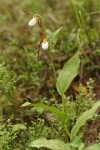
[0,63,16,97]
[21,14,100,149]
[0,63,17,117]
[0,122,26,150]
[76,78,95,116]
[18,48,45,87]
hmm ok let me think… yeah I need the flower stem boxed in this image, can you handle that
[35,14,46,34]
[48,49,57,80]
[48,49,71,140]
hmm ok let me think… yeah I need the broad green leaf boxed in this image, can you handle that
[56,52,80,96]
[71,101,100,139]
[29,138,70,150]
[85,143,100,150]
[50,27,63,50]
[21,102,67,124]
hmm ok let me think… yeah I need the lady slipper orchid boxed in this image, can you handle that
[28,17,38,26]
[41,39,49,50]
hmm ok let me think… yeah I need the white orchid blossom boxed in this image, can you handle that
[28,17,38,26]
[41,39,49,50]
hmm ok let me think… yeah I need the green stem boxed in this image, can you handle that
[62,96,71,141]
[48,49,57,80]
[48,49,71,141]
[61,95,66,113]
[35,14,46,34]
[64,124,72,141]
[48,49,65,112]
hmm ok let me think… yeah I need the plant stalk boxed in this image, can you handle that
[48,49,71,141]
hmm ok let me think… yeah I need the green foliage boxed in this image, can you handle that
[13,49,45,87]
[22,82,100,142]
[76,78,95,116]
[49,27,63,50]
[69,136,84,150]
[85,143,100,150]
[71,101,100,139]
[12,124,27,132]
[0,63,16,96]
[21,102,67,124]
[65,98,77,125]
[56,52,80,96]
[0,123,26,150]
[57,78,96,126]
[0,120,57,149]
[29,138,69,150]
[0,64,17,116]
[28,118,50,140]
[0,0,100,149]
